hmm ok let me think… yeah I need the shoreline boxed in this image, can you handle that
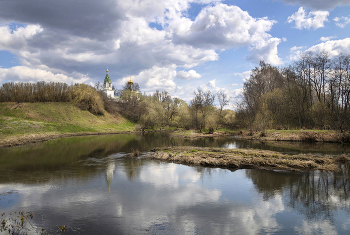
[147,146,350,172]
[2,129,350,149]
[170,129,350,143]
[0,131,138,148]
[236,130,350,143]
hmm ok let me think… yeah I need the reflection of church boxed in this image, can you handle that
[104,66,115,98]
[105,159,115,192]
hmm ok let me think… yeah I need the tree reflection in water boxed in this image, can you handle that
[246,163,350,222]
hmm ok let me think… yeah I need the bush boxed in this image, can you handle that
[72,84,105,115]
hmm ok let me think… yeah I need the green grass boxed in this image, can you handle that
[0,102,136,140]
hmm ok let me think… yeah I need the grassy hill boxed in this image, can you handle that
[0,102,135,144]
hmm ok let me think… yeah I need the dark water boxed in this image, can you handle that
[1,133,350,234]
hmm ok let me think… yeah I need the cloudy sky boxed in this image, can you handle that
[0,0,350,106]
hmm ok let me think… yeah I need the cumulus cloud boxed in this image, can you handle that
[0,24,43,51]
[278,0,350,10]
[0,66,89,84]
[289,45,305,60]
[334,16,350,28]
[117,65,178,92]
[247,38,283,65]
[0,0,283,101]
[306,38,350,57]
[176,70,202,79]
[320,36,337,42]
[287,7,329,30]
[207,79,216,88]
[169,4,282,64]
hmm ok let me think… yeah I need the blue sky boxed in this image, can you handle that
[0,0,350,107]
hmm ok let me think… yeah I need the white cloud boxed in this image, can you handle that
[208,79,216,88]
[287,7,329,30]
[320,36,337,41]
[176,70,202,80]
[170,4,282,64]
[247,37,283,65]
[289,46,305,60]
[0,24,43,51]
[232,71,251,82]
[278,0,350,10]
[334,16,350,28]
[172,4,277,49]
[306,38,350,57]
[0,66,89,84]
[118,65,177,92]
[0,0,283,103]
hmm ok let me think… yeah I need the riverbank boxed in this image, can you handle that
[237,129,350,143]
[170,129,350,143]
[147,146,350,172]
[0,102,136,148]
[0,131,138,148]
[169,129,232,138]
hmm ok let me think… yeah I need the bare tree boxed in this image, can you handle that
[217,90,230,126]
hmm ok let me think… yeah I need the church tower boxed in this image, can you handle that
[104,66,114,98]
[127,76,134,91]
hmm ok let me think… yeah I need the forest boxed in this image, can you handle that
[236,52,350,132]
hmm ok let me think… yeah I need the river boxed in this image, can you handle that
[1,133,350,234]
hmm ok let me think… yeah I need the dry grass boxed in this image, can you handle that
[238,129,350,143]
[147,146,347,172]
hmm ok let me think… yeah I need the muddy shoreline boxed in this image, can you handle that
[147,146,349,172]
[1,129,349,149]
[0,131,137,148]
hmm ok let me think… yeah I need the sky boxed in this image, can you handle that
[0,0,350,108]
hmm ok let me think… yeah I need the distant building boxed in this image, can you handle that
[104,66,115,98]
[127,76,134,91]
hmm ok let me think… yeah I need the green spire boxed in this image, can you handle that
[104,66,112,84]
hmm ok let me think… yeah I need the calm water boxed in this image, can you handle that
[1,133,350,234]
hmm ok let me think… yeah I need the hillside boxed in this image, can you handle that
[0,102,135,147]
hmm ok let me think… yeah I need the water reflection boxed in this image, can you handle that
[1,133,350,234]
[246,166,350,229]
[1,154,350,234]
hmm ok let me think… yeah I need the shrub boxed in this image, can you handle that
[72,84,105,115]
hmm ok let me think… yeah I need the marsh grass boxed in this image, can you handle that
[148,146,346,171]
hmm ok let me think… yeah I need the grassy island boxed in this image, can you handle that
[147,146,350,172]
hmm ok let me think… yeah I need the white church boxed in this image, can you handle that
[103,66,115,98]
[103,67,135,99]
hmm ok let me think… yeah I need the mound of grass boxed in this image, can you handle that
[0,102,135,141]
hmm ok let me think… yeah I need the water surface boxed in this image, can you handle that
[1,133,350,234]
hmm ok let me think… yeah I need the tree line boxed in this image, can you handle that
[236,52,350,131]
[110,82,234,131]
[0,82,106,115]
[0,80,235,131]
